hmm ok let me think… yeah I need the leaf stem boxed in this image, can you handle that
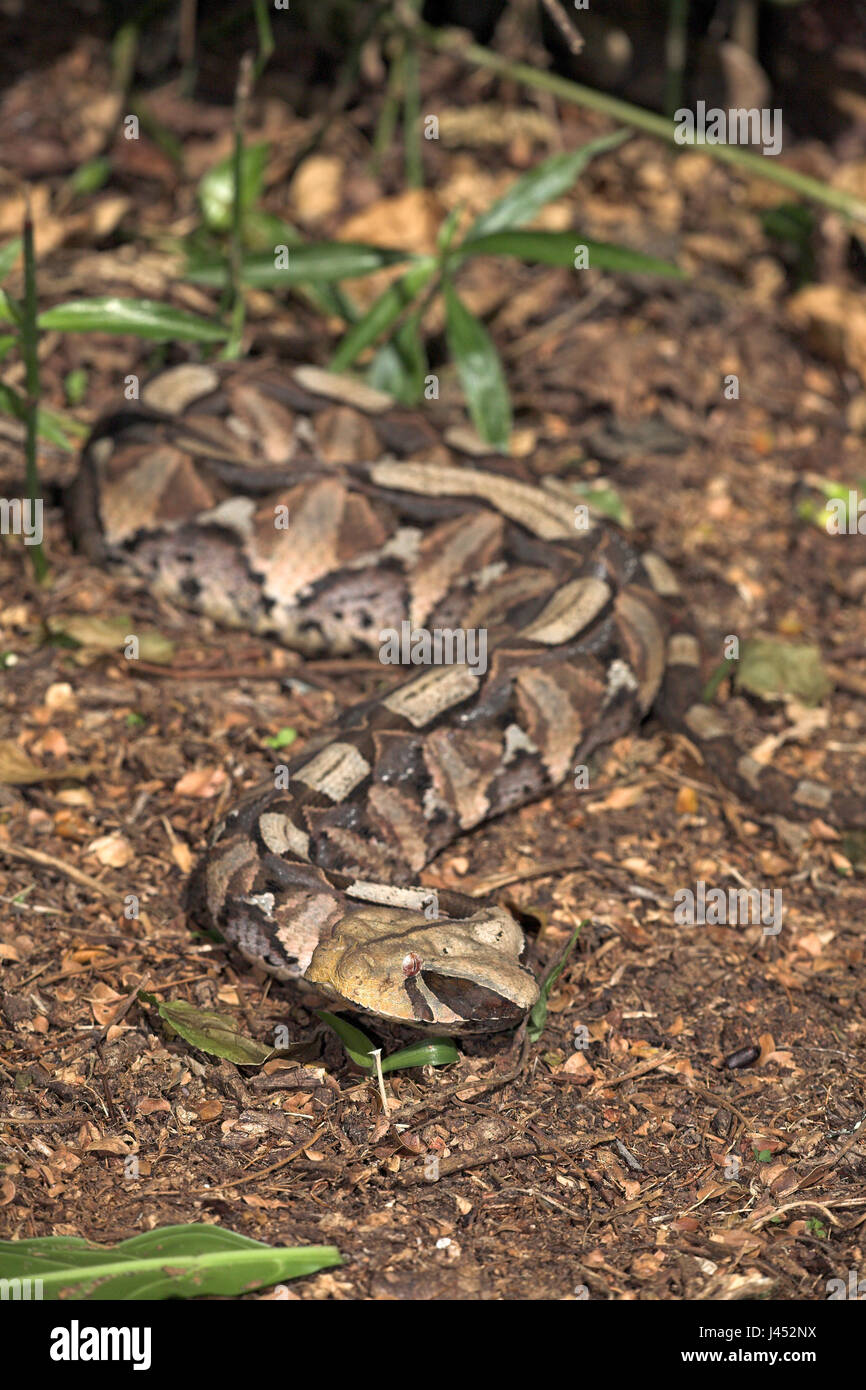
[21,196,47,584]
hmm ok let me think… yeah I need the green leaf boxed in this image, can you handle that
[0,288,21,325]
[68,157,112,197]
[735,637,831,707]
[186,242,414,289]
[264,726,297,750]
[155,999,274,1065]
[528,922,584,1043]
[443,280,511,450]
[367,315,427,403]
[316,1010,378,1068]
[464,131,630,241]
[0,383,85,450]
[0,238,22,284]
[381,1039,459,1072]
[569,479,633,527]
[38,298,227,343]
[64,367,88,406]
[330,256,436,372]
[456,230,683,277]
[316,1011,458,1072]
[0,1225,341,1300]
[198,142,269,233]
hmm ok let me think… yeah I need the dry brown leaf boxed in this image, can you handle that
[173,766,228,798]
[87,833,134,868]
[0,740,91,786]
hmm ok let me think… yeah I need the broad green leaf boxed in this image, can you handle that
[330,256,436,372]
[465,131,630,241]
[443,280,511,450]
[38,298,227,343]
[456,229,683,277]
[0,238,22,284]
[528,922,583,1043]
[381,1039,459,1072]
[155,999,274,1065]
[735,638,831,707]
[186,242,413,289]
[0,1225,341,1300]
[198,142,269,233]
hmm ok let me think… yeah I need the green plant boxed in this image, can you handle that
[317,1010,459,1072]
[0,1226,340,1300]
[187,131,683,448]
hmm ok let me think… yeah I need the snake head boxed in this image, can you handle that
[304,904,539,1033]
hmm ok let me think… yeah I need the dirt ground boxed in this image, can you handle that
[1,15,866,1301]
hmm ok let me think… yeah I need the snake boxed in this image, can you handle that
[66,359,863,1032]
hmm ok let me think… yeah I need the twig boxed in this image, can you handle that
[540,0,584,56]
[0,842,120,900]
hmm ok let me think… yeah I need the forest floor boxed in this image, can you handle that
[1,19,865,1299]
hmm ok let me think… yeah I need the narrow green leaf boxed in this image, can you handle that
[156,999,274,1065]
[198,142,269,233]
[443,280,511,450]
[367,314,427,403]
[186,242,414,289]
[330,256,436,373]
[0,382,84,450]
[38,298,227,343]
[528,922,584,1043]
[0,287,21,324]
[456,229,684,277]
[464,131,630,241]
[316,1010,377,1069]
[0,1225,341,1300]
[381,1039,459,1072]
[0,238,22,284]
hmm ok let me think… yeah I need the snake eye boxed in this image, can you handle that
[402,952,422,978]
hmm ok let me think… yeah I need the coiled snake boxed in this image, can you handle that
[68,361,862,1031]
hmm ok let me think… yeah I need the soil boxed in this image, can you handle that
[1,11,865,1301]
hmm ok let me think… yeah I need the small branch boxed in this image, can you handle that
[540,0,584,57]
